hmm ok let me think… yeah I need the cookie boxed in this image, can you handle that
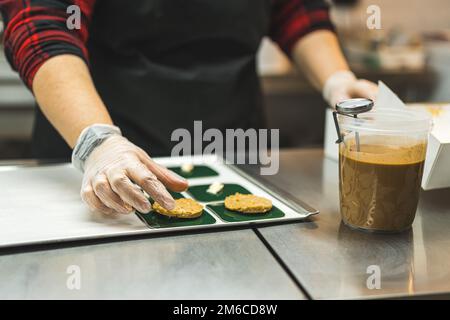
[152,198,204,218]
[224,193,272,214]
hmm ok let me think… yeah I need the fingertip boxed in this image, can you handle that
[170,179,189,192]
[122,205,134,215]
[119,205,135,214]
[166,170,188,188]
[137,202,152,214]
[162,197,176,211]
[113,204,134,215]
[97,207,114,216]
[332,95,351,108]
[152,163,189,191]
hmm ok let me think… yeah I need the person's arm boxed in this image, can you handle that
[291,30,378,106]
[32,54,113,148]
[0,0,187,215]
[0,0,102,147]
[291,30,348,91]
[33,54,186,214]
[270,0,377,107]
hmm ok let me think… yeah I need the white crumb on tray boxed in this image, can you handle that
[207,182,224,195]
[181,163,194,173]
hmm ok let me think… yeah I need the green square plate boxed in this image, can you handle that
[135,209,216,228]
[168,191,185,200]
[188,183,250,202]
[206,203,285,223]
[168,165,219,179]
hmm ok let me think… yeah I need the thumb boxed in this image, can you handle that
[329,91,351,109]
[348,80,378,101]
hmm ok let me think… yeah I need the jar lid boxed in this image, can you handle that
[337,108,433,134]
[336,98,374,115]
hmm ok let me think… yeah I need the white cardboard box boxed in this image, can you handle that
[323,103,450,190]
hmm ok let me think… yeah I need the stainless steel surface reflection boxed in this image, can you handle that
[242,149,450,299]
[0,230,305,299]
[1,149,449,299]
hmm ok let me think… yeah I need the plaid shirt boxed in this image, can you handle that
[0,0,334,90]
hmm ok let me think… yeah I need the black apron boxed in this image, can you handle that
[32,0,271,159]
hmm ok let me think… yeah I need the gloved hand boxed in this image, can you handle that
[77,132,188,215]
[322,70,378,108]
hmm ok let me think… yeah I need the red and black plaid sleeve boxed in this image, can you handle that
[270,0,335,56]
[0,0,95,90]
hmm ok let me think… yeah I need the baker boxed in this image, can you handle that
[0,0,377,215]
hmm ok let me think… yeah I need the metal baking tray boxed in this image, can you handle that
[0,155,318,249]
[135,155,318,230]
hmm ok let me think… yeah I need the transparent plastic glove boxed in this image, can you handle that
[322,70,378,108]
[80,135,188,215]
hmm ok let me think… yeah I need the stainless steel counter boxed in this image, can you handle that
[0,230,304,299]
[1,149,449,299]
[241,149,450,299]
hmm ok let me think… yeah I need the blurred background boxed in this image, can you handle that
[1,0,450,159]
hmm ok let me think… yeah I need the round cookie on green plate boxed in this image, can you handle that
[224,193,272,214]
[153,198,204,218]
